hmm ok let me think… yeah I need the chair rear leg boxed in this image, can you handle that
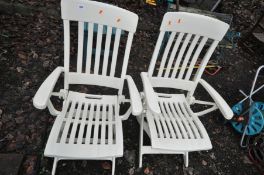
[52,157,59,175]
[112,158,116,175]
[184,152,189,167]
[139,115,144,168]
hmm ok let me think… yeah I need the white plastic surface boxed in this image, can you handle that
[45,91,123,159]
[141,72,161,115]
[33,1,140,174]
[160,12,229,40]
[61,0,138,33]
[126,75,143,116]
[199,79,233,119]
[33,67,64,109]
[140,12,231,168]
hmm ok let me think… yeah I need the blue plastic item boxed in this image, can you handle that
[231,102,264,136]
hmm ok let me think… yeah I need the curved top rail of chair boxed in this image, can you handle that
[61,0,139,33]
[160,12,229,41]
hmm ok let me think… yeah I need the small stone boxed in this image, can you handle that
[16,67,23,73]
[124,150,136,164]
[210,153,216,160]
[6,133,14,140]
[43,61,49,68]
[243,155,253,164]
[15,117,24,124]
[81,161,87,168]
[202,160,207,166]
[22,96,31,102]
[128,167,135,175]
[183,166,194,175]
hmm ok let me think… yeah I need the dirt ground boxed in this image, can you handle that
[0,0,264,175]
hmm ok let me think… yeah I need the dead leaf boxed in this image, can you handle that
[144,167,150,174]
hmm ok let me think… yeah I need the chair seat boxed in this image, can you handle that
[44,91,123,159]
[146,93,212,152]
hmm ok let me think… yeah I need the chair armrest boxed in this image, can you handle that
[125,75,143,116]
[199,79,233,119]
[141,72,161,115]
[33,67,64,110]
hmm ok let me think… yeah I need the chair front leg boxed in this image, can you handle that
[112,158,116,175]
[52,157,59,175]
[139,114,144,168]
[184,152,189,167]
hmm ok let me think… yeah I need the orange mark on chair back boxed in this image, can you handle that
[177,19,181,23]
[99,9,103,15]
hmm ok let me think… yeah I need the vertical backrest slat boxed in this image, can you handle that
[85,23,94,74]
[63,20,70,90]
[164,32,184,78]
[184,36,208,80]
[146,12,228,96]
[102,26,113,76]
[110,28,122,77]
[121,32,134,79]
[171,33,192,78]
[193,40,219,82]
[94,24,104,74]
[77,22,84,73]
[119,32,134,95]
[148,32,165,76]
[61,0,138,90]
[177,35,200,79]
[157,32,176,77]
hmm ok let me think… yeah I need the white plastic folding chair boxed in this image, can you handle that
[139,12,233,167]
[33,0,141,174]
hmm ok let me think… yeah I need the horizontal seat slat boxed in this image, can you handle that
[146,94,212,151]
[44,91,123,158]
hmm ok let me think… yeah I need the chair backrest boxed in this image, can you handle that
[61,0,138,93]
[148,12,229,96]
